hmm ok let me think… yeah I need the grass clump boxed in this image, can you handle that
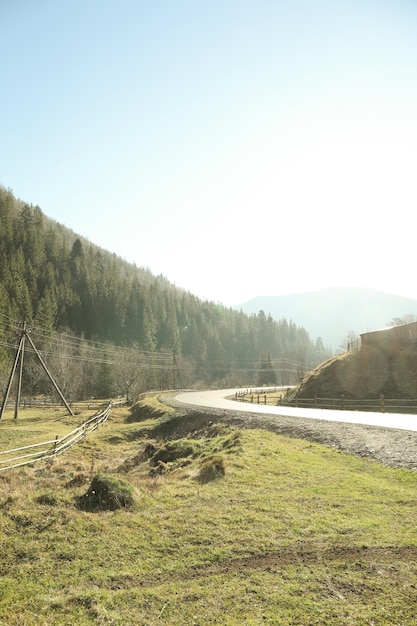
[149,439,200,465]
[198,454,226,483]
[76,473,137,511]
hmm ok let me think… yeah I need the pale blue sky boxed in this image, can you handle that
[2,1,417,305]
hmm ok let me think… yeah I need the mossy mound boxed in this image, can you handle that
[76,473,137,511]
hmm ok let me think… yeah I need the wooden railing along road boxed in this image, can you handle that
[0,400,125,473]
[236,390,417,414]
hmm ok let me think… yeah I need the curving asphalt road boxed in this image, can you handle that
[175,388,417,432]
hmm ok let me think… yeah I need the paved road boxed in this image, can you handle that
[175,388,417,432]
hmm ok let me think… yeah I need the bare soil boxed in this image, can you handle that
[163,394,417,471]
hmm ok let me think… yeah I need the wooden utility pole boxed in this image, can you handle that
[172,353,184,389]
[1,329,25,420]
[14,321,26,419]
[0,323,74,420]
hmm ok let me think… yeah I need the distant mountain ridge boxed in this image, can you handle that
[234,287,417,350]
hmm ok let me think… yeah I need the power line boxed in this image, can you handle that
[0,316,308,380]
[0,317,175,368]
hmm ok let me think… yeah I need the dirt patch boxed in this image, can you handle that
[163,394,417,471]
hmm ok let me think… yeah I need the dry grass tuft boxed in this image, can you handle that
[197,454,226,483]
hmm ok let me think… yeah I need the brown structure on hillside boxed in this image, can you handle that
[360,321,417,354]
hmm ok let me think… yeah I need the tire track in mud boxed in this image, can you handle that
[107,544,417,590]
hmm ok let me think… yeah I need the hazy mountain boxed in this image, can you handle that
[234,287,417,350]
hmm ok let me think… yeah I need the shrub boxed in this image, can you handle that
[76,473,137,511]
[197,455,226,483]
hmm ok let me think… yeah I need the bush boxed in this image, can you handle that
[76,473,137,511]
[197,455,226,483]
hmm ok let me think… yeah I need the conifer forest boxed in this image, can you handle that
[0,187,330,403]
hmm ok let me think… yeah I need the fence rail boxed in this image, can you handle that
[0,401,118,472]
[235,387,293,406]
[279,395,417,414]
[235,390,417,414]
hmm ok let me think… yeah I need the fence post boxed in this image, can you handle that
[380,394,385,413]
[264,394,267,405]
[53,435,58,456]
[341,394,345,410]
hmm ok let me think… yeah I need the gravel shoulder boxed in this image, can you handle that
[164,393,417,471]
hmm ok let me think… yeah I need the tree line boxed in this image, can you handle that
[0,187,331,402]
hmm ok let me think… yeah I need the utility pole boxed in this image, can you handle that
[0,327,26,420]
[0,322,74,420]
[14,321,26,419]
[172,353,184,389]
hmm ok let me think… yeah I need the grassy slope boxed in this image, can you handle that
[294,343,417,400]
[0,398,416,625]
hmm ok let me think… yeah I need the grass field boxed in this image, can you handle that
[0,396,416,625]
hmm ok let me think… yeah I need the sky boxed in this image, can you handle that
[1,0,417,307]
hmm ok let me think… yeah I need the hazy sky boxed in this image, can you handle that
[2,1,417,306]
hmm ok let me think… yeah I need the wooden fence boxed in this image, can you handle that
[0,401,119,472]
[236,391,269,405]
[279,395,417,414]
[235,390,417,414]
[235,387,286,405]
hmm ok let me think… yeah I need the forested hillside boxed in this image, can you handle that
[0,187,330,400]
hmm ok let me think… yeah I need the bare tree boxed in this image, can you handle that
[388,314,417,327]
[339,330,360,353]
